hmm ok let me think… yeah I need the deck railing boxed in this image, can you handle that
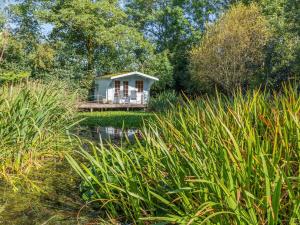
[88,91,147,104]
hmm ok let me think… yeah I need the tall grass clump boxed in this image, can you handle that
[68,84,300,224]
[0,81,76,187]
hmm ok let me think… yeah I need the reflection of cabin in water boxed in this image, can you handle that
[106,127,137,139]
[96,127,138,141]
[94,72,159,105]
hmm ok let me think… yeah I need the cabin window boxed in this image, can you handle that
[123,81,129,97]
[114,80,120,96]
[136,80,143,93]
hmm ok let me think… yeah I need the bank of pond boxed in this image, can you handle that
[0,82,299,224]
[78,111,154,129]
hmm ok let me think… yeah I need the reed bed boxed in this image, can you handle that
[68,85,300,224]
[0,81,76,187]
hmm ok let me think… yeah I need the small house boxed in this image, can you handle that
[94,71,159,104]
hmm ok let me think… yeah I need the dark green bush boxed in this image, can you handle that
[148,90,181,112]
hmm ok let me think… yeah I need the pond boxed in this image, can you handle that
[76,126,142,144]
[0,159,99,225]
[0,125,140,224]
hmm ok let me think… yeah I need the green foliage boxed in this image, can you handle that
[265,0,300,83]
[143,51,174,93]
[43,0,124,72]
[68,84,300,224]
[190,3,271,94]
[78,111,154,128]
[285,0,300,36]
[42,0,153,89]
[125,0,230,91]
[11,0,169,97]
[2,0,300,96]
[0,30,30,85]
[241,0,300,84]
[0,81,77,188]
[10,0,42,49]
[0,70,29,82]
[29,44,55,73]
[0,14,5,29]
[0,31,28,73]
[4,0,50,81]
[148,90,180,112]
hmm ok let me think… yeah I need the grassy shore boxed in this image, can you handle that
[2,81,299,224]
[0,81,76,189]
[78,111,155,128]
[0,82,105,224]
[69,85,300,224]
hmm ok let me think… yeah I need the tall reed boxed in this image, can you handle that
[68,85,300,224]
[0,81,76,187]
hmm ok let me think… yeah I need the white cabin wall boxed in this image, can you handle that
[119,75,151,103]
[95,74,156,104]
[107,82,114,103]
[144,80,155,103]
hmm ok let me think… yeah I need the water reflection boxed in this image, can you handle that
[76,126,141,143]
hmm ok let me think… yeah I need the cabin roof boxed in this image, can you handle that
[96,71,159,81]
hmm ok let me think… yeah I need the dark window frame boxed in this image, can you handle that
[136,80,144,93]
[123,81,129,97]
[114,80,120,96]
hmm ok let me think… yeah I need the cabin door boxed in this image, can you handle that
[114,80,121,103]
[135,80,144,104]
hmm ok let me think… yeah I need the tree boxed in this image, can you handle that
[285,0,300,36]
[0,26,29,95]
[125,0,230,91]
[0,30,28,77]
[43,0,122,72]
[143,51,174,93]
[190,3,271,93]
[41,0,152,90]
[7,0,57,80]
[236,0,300,85]
[266,0,300,82]
[7,0,171,97]
[29,43,55,76]
[0,15,7,63]
[10,0,42,51]
[0,9,30,86]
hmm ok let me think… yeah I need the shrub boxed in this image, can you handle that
[148,90,181,112]
[190,3,271,94]
[68,84,300,224]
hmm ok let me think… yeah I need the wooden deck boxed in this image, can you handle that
[77,102,147,111]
